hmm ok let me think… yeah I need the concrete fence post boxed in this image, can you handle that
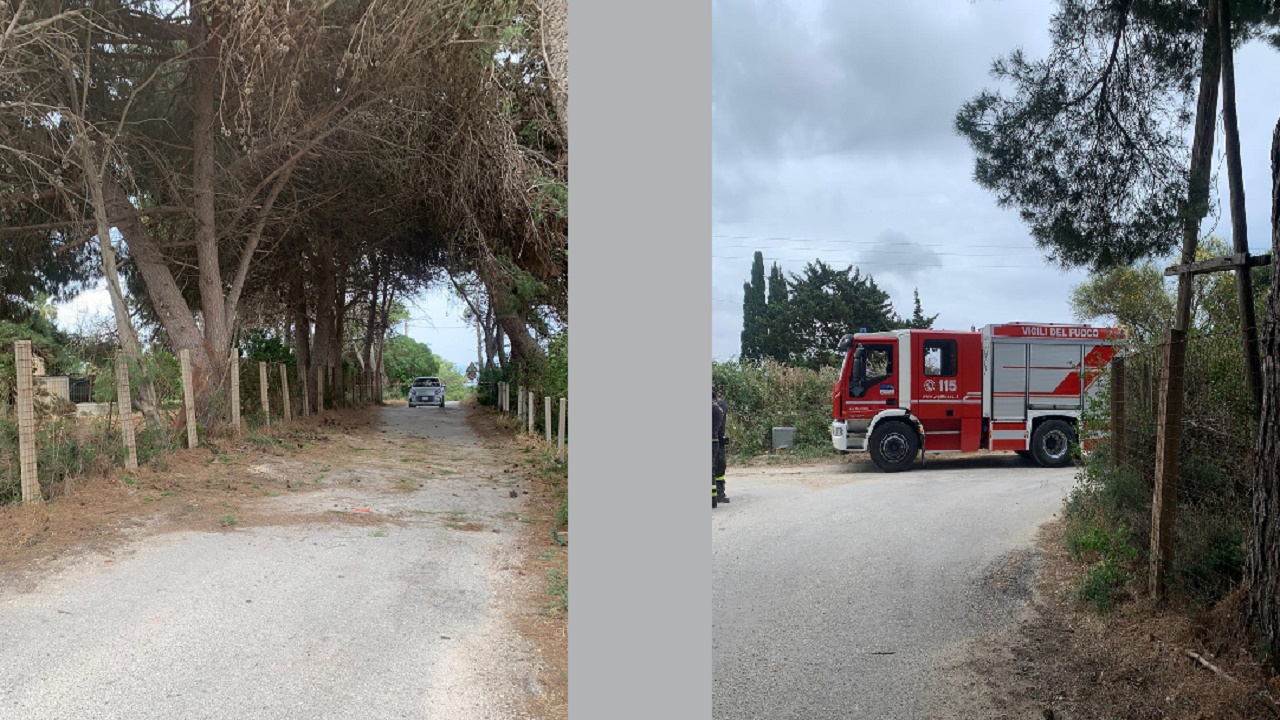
[229,352,242,436]
[14,341,39,502]
[116,354,139,470]
[528,391,534,434]
[545,396,552,443]
[179,348,198,448]
[259,361,271,426]
[280,364,292,423]
[558,398,567,459]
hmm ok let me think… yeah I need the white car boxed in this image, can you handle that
[408,377,445,408]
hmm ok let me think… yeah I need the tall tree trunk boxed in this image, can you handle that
[331,271,348,402]
[77,141,167,433]
[1245,118,1280,670]
[289,268,313,412]
[311,242,336,410]
[1218,0,1262,410]
[189,2,232,420]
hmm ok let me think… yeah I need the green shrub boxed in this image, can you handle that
[711,358,839,457]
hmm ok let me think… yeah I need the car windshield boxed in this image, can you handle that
[412,378,441,388]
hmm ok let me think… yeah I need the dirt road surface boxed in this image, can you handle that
[0,403,558,720]
[711,454,1076,720]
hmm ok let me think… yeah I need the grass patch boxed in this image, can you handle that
[219,514,239,528]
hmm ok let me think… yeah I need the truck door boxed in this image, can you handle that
[844,340,899,419]
[912,333,982,452]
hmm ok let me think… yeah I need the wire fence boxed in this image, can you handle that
[1079,327,1256,608]
[1,345,375,507]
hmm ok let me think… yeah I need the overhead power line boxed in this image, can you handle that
[712,233,1042,251]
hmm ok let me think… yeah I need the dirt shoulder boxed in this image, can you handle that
[935,519,1279,720]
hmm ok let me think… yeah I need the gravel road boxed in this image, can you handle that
[0,403,544,720]
[711,454,1077,720]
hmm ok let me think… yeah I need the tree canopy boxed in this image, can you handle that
[0,0,568,426]
[739,256,923,369]
[956,0,1279,270]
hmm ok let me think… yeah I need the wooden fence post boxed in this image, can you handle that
[1150,328,1188,601]
[14,341,39,502]
[1111,356,1126,470]
[517,386,523,419]
[317,365,325,414]
[230,352,242,436]
[116,354,138,470]
[179,348,198,448]
[545,396,552,443]
[528,390,534,434]
[559,397,567,458]
[280,364,292,423]
[259,361,271,426]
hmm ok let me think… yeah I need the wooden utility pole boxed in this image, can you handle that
[1219,0,1264,410]
[116,355,138,470]
[14,341,39,502]
[1151,0,1222,602]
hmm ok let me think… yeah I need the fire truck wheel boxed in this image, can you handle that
[868,421,919,473]
[1031,419,1077,468]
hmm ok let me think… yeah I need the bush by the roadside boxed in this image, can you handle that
[712,357,839,458]
[1064,330,1254,613]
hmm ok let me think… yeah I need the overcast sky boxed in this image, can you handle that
[711,0,1280,361]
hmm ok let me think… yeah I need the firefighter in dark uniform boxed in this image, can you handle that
[713,388,729,506]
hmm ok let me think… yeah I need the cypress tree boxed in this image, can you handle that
[740,251,767,360]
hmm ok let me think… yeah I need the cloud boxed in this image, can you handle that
[855,230,943,281]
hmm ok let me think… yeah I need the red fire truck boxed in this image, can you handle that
[830,322,1125,472]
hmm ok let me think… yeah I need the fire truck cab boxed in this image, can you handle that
[830,322,1124,472]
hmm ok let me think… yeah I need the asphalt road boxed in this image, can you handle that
[0,403,542,720]
[711,454,1076,720]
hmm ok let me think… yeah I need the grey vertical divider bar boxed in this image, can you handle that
[558,398,567,458]
[280,364,292,422]
[180,348,197,448]
[544,396,551,443]
[15,341,38,502]
[230,352,242,436]
[259,361,271,426]
[116,354,139,470]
